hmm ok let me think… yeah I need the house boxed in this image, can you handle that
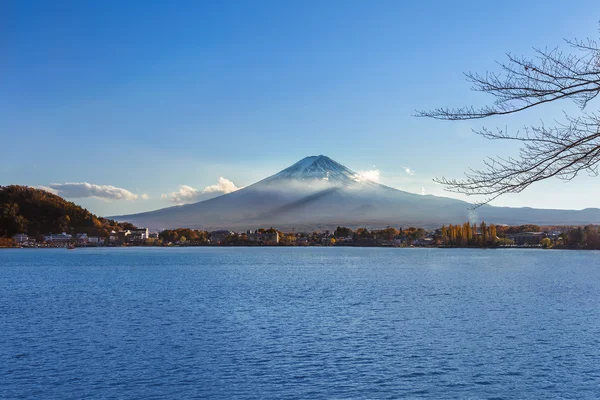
[296,237,310,245]
[12,233,29,244]
[546,230,562,240]
[127,228,149,242]
[421,238,435,246]
[76,233,89,245]
[247,231,279,244]
[210,230,232,244]
[109,230,130,243]
[44,232,73,243]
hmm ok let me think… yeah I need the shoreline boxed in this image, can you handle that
[1,244,559,250]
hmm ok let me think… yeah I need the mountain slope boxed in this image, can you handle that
[113,156,600,230]
[0,185,135,237]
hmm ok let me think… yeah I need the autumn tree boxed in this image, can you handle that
[441,221,498,247]
[355,228,371,239]
[280,233,297,245]
[120,222,136,231]
[419,25,600,205]
[0,203,28,237]
[480,221,487,244]
[583,225,600,248]
[380,227,400,241]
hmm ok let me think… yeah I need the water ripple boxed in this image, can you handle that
[1,247,600,399]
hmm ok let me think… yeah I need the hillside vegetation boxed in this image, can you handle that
[0,185,134,238]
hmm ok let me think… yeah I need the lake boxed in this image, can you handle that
[1,247,599,399]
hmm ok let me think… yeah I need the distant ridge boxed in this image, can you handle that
[112,156,600,230]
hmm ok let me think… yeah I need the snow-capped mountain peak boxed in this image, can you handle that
[266,155,357,184]
[114,154,600,231]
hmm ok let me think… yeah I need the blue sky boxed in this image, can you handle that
[2,0,600,216]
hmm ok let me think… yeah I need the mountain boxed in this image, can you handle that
[113,155,600,230]
[0,185,136,238]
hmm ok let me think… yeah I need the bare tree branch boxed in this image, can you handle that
[417,24,600,207]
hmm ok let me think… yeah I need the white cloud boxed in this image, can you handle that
[48,182,146,201]
[353,169,380,183]
[203,177,240,194]
[162,177,241,205]
[161,185,200,204]
[140,193,149,200]
[36,185,59,195]
[421,186,426,195]
[403,166,415,176]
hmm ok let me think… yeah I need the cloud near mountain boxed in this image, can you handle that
[46,182,147,201]
[353,169,380,183]
[162,177,241,205]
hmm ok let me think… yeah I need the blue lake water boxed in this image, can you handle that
[1,247,600,399]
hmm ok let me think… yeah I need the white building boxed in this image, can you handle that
[44,232,73,243]
[127,228,149,242]
[109,230,130,242]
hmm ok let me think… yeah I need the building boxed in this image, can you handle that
[127,228,149,242]
[109,230,130,243]
[512,232,545,246]
[210,230,232,244]
[296,237,310,245]
[419,238,435,246]
[87,236,104,245]
[76,233,89,245]
[247,231,279,244]
[44,232,73,243]
[12,233,29,244]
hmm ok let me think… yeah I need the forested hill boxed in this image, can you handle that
[0,185,135,238]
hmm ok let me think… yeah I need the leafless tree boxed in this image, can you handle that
[418,25,600,206]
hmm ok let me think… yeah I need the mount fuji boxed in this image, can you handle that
[113,155,600,230]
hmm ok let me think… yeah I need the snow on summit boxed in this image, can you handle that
[267,155,357,184]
